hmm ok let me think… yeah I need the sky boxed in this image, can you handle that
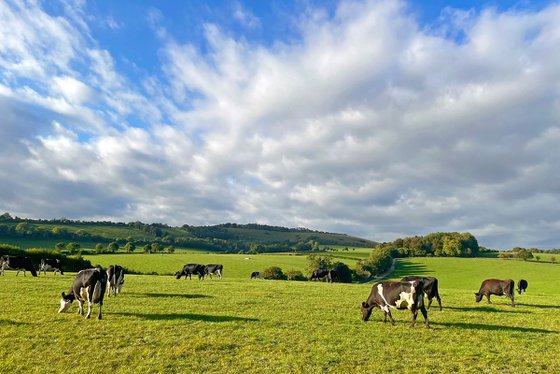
[0,0,559,250]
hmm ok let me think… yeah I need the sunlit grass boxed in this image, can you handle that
[1,257,559,372]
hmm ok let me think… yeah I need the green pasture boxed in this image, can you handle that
[84,253,359,278]
[1,257,559,373]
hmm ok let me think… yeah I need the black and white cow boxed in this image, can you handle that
[401,276,442,311]
[0,255,37,277]
[58,267,108,319]
[310,268,329,281]
[175,263,205,280]
[250,271,260,279]
[204,264,223,280]
[517,279,528,294]
[361,279,429,328]
[106,265,124,297]
[40,258,64,275]
[475,279,515,307]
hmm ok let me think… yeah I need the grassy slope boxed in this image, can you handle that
[1,257,559,373]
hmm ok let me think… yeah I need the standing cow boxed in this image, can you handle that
[401,276,442,311]
[517,279,528,294]
[361,279,429,328]
[175,264,205,280]
[475,279,515,307]
[40,258,64,275]
[250,271,260,279]
[0,255,37,277]
[58,267,108,319]
[310,268,329,281]
[106,265,124,297]
[204,264,223,280]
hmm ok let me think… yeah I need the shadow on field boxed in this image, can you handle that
[516,303,560,310]
[432,321,557,334]
[131,292,213,299]
[445,306,531,314]
[390,261,430,279]
[0,319,30,326]
[113,312,258,322]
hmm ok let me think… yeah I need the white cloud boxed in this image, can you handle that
[0,0,559,249]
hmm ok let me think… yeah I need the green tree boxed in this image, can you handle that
[107,242,119,253]
[165,245,175,254]
[95,243,104,254]
[55,242,66,251]
[124,242,136,253]
[307,254,333,275]
[151,243,162,253]
[143,244,152,253]
[261,266,287,280]
[66,242,80,254]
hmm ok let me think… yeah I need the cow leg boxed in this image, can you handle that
[510,294,515,307]
[410,306,418,327]
[386,310,396,326]
[437,295,442,311]
[77,299,84,315]
[486,294,492,304]
[97,303,103,320]
[426,297,433,310]
[85,300,92,319]
[420,305,430,328]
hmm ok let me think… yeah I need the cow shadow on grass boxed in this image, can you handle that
[432,321,557,334]
[516,302,560,310]
[444,306,531,314]
[128,292,213,299]
[113,312,258,323]
[0,319,30,326]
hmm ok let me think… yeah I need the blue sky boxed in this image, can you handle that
[1,0,559,249]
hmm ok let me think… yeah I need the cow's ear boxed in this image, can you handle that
[362,301,369,308]
[61,292,66,298]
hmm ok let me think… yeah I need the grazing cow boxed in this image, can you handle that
[204,264,223,280]
[401,276,442,311]
[250,271,260,279]
[310,268,329,281]
[58,267,108,319]
[175,263,205,280]
[475,279,515,307]
[361,279,429,328]
[106,265,124,297]
[40,258,64,275]
[517,279,528,294]
[0,255,37,277]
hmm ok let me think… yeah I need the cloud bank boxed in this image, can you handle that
[1,0,559,249]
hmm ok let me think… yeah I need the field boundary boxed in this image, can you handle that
[363,258,397,284]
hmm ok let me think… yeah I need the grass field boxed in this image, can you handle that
[1,256,559,373]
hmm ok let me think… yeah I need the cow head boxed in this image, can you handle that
[474,293,483,303]
[58,292,76,313]
[175,271,183,279]
[361,301,375,321]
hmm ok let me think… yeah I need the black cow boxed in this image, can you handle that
[401,276,442,311]
[58,267,108,319]
[250,271,260,279]
[475,279,515,307]
[327,269,337,283]
[517,279,528,294]
[361,279,429,328]
[40,258,64,275]
[0,255,37,277]
[106,265,124,297]
[310,268,329,281]
[204,264,223,280]
[175,263,205,280]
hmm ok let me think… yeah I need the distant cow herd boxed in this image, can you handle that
[1,254,530,325]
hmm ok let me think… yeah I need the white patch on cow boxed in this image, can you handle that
[58,298,71,313]
[80,286,89,302]
[92,281,102,303]
[376,284,391,313]
[394,282,416,310]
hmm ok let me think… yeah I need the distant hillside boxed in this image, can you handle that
[0,213,376,252]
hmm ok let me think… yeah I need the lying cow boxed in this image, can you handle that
[517,279,528,294]
[175,263,205,280]
[361,279,429,328]
[310,268,329,281]
[0,255,37,277]
[250,271,260,279]
[475,279,515,307]
[106,265,124,297]
[204,264,223,280]
[58,267,108,319]
[401,276,442,311]
[40,258,64,275]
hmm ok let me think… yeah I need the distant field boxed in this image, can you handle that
[85,253,361,278]
[1,256,559,372]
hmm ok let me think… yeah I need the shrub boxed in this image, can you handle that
[330,262,353,283]
[285,269,307,281]
[261,266,287,280]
